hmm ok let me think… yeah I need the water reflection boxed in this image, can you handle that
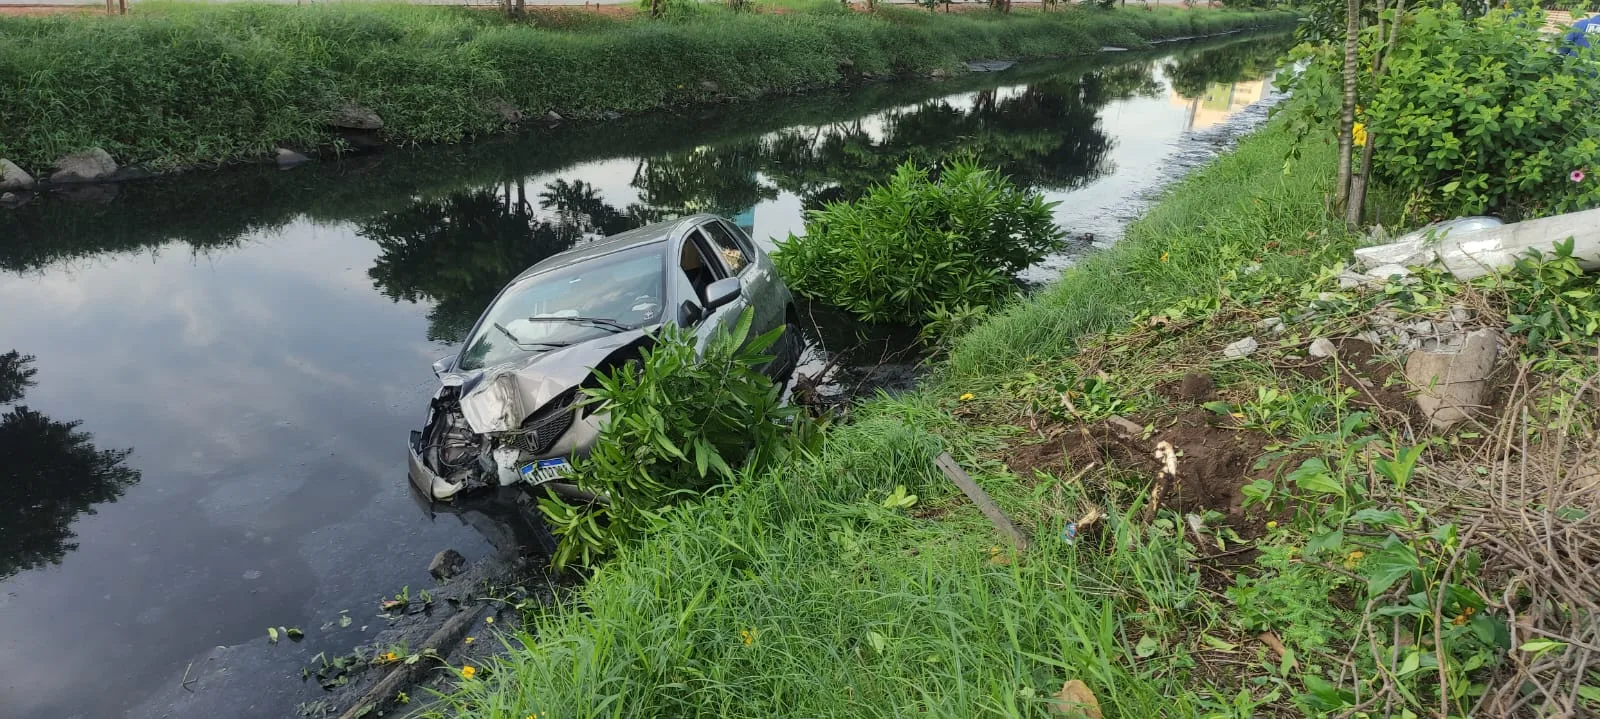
[0,32,1291,719]
[1164,34,1292,131]
[0,350,141,580]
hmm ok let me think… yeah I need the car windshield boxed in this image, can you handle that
[457,243,665,371]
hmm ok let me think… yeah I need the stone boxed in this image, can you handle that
[274,148,310,169]
[331,104,384,130]
[1308,338,1337,359]
[1337,271,1366,289]
[1366,263,1411,282]
[543,111,564,123]
[428,549,466,580]
[487,100,523,125]
[1403,329,1499,429]
[1106,415,1144,439]
[1255,317,1285,335]
[698,79,720,92]
[0,159,33,191]
[600,110,623,121]
[49,148,118,183]
[1448,304,1472,324]
[930,67,950,78]
[1222,337,1258,359]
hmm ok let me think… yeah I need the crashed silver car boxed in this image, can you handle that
[408,214,802,501]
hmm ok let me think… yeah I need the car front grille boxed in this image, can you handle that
[504,392,578,456]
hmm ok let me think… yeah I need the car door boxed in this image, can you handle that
[676,225,747,352]
[699,218,781,338]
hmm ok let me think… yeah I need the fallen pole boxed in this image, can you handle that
[1355,207,1600,280]
[935,452,1031,551]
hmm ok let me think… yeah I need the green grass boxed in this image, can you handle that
[0,3,1292,172]
[429,399,1227,718]
[943,118,1357,385]
[418,115,1359,719]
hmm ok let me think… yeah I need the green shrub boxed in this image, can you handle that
[1368,6,1600,220]
[537,308,811,569]
[772,158,1063,325]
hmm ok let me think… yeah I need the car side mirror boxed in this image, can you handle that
[678,300,703,326]
[431,355,453,378]
[704,277,741,311]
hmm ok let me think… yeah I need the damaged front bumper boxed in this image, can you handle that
[408,396,603,501]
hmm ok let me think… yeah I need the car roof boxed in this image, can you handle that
[515,214,718,281]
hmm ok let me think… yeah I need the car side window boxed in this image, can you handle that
[702,221,751,275]
[678,230,724,304]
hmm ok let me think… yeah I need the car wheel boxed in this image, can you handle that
[772,322,802,387]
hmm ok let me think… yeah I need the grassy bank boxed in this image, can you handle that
[423,107,1340,718]
[417,74,1600,715]
[0,3,1292,173]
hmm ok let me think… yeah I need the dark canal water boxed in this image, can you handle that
[0,34,1288,718]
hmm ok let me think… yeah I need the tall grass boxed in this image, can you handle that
[430,398,1214,718]
[422,112,1349,719]
[943,115,1354,383]
[0,3,1292,171]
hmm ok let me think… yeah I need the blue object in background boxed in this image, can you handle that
[1563,15,1600,54]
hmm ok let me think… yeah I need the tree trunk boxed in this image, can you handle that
[1334,0,1360,217]
[1348,0,1404,226]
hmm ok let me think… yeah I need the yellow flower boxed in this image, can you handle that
[464,636,475,644]
[485,616,494,624]
[1160,251,1170,263]
[1343,550,1366,569]
[1265,521,1278,530]
[739,628,758,646]
[382,652,398,663]
[958,393,975,402]
[1352,122,1368,148]
[460,665,477,679]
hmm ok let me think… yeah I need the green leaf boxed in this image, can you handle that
[867,631,888,653]
[1519,639,1566,655]
[1441,180,1460,194]
[1134,634,1160,658]
[1304,528,1345,557]
[267,627,280,644]
[1289,458,1345,497]
[1349,508,1406,527]
[1366,542,1419,596]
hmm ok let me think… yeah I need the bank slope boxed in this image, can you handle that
[0,4,1292,174]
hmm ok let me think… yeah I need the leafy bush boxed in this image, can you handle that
[1368,6,1600,220]
[773,158,1063,324]
[537,308,813,569]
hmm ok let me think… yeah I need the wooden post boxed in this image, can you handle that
[935,452,1030,551]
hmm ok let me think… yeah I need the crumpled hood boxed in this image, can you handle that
[455,328,653,434]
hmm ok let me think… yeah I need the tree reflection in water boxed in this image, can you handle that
[0,350,141,580]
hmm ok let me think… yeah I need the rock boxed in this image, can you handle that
[428,549,466,580]
[1177,372,1215,402]
[1403,329,1499,429]
[274,148,310,169]
[1106,415,1144,439]
[698,79,720,92]
[1255,316,1285,335]
[487,100,524,125]
[49,148,118,183]
[1408,320,1435,336]
[331,104,384,130]
[1366,263,1411,281]
[1448,304,1472,324]
[543,110,564,123]
[1308,338,1337,359]
[0,159,33,191]
[1222,337,1258,359]
[930,67,950,78]
[600,110,623,121]
[1337,270,1368,289]
[0,191,27,208]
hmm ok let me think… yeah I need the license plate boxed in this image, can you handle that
[519,457,570,486]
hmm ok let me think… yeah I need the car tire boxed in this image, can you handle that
[772,322,802,388]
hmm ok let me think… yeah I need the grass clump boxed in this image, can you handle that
[773,158,1063,325]
[0,3,1293,172]
[943,109,1359,383]
[537,308,812,570]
